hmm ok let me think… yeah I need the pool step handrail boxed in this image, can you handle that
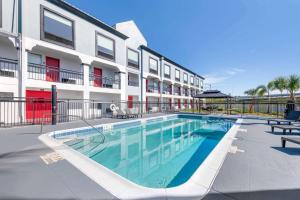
[40,113,106,144]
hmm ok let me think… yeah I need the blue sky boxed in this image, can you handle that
[66,0,300,95]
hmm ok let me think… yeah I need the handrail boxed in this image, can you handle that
[40,113,106,145]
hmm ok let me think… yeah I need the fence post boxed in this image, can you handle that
[51,85,57,125]
[276,103,279,118]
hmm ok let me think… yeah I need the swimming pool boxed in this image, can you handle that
[40,114,241,199]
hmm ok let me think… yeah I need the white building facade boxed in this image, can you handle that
[0,0,204,122]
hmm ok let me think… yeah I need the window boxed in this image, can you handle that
[164,64,170,78]
[175,69,180,81]
[0,0,2,28]
[127,48,139,69]
[0,92,13,100]
[190,76,194,85]
[28,53,42,65]
[41,7,74,48]
[195,78,199,86]
[96,33,115,61]
[200,80,204,88]
[183,73,188,83]
[149,57,158,74]
[128,73,139,87]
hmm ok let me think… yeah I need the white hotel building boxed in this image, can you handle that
[0,0,204,119]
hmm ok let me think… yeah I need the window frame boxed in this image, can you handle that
[40,6,75,49]
[195,78,199,86]
[175,69,180,81]
[127,48,139,69]
[183,73,188,83]
[95,32,116,61]
[164,64,171,78]
[149,57,159,75]
[28,53,43,65]
[190,76,194,85]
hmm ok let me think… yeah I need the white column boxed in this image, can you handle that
[142,75,147,113]
[82,64,90,119]
[159,57,164,111]
[19,40,28,123]
[120,72,126,101]
[19,43,27,98]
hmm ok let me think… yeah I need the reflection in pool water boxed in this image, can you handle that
[64,116,234,188]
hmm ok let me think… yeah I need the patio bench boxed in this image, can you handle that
[271,125,300,134]
[281,137,300,148]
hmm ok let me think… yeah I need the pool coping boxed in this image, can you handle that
[39,114,243,200]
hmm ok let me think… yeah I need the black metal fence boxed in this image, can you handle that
[89,73,120,89]
[27,63,83,85]
[0,97,299,127]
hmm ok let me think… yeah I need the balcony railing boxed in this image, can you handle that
[89,74,120,89]
[0,57,18,78]
[128,80,139,87]
[162,85,172,95]
[147,85,160,93]
[174,88,181,96]
[28,63,83,85]
[184,90,189,97]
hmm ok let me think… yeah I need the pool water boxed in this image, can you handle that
[63,115,234,188]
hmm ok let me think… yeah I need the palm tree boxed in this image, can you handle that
[274,77,287,95]
[265,81,275,113]
[244,88,257,113]
[256,85,267,97]
[285,74,300,101]
[244,88,257,97]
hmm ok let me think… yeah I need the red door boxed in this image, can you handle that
[26,90,52,124]
[184,100,188,108]
[46,57,60,82]
[178,99,181,109]
[128,96,133,109]
[169,98,172,110]
[94,67,102,87]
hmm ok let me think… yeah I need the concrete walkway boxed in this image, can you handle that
[0,116,300,199]
[203,119,300,200]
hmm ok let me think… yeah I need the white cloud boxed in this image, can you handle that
[204,67,245,86]
[204,74,229,84]
[226,68,245,76]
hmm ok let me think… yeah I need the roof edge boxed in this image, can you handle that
[46,0,128,40]
[140,45,204,80]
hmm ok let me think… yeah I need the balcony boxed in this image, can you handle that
[174,88,181,96]
[162,87,172,95]
[28,63,83,85]
[184,90,189,97]
[0,57,17,78]
[147,85,160,93]
[162,83,172,95]
[90,74,120,89]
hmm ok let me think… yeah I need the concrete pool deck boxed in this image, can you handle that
[0,115,300,199]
